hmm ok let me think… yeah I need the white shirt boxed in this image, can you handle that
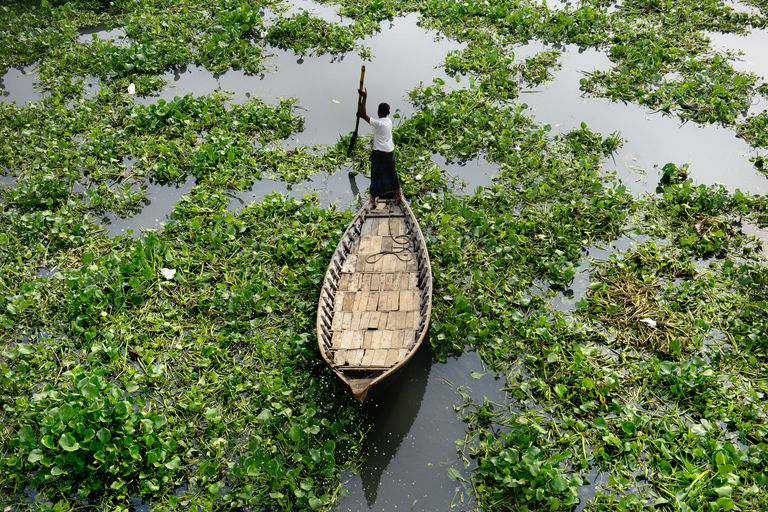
[370,116,395,153]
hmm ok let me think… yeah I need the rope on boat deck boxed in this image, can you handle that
[365,234,413,264]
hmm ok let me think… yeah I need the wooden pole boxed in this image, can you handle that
[348,65,366,156]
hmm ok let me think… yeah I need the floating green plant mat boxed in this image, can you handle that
[2,0,768,510]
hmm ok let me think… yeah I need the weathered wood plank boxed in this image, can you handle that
[399,291,418,311]
[374,349,389,366]
[341,254,357,273]
[366,292,379,311]
[347,349,365,366]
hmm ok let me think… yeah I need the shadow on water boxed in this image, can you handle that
[334,348,506,511]
[228,168,367,212]
[516,42,768,195]
[431,153,499,194]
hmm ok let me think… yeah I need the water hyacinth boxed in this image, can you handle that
[1,0,768,510]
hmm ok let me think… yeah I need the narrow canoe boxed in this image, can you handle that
[317,195,433,403]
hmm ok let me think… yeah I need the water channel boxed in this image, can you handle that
[1,1,767,509]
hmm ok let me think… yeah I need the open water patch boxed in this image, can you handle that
[431,153,499,194]
[102,177,195,238]
[516,41,768,196]
[334,349,505,511]
[0,66,46,105]
[706,28,768,115]
[229,168,366,212]
[266,0,351,25]
[741,221,768,259]
[77,24,128,46]
[549,232,655,312]
[137,13,465,147]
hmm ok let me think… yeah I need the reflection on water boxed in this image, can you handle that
[102,178,195,238]
[517,42,767,195]
[267,0,350,25]
[0,66,46,105]
[77,24,128,45]
[228,167,366,212]
[707,28,768,116]
[742,221,768,259]
[549,233,654,312]
[0,174,17,186]
[334,349,505,511]
[140,13,465,146]
[431,153,499,194]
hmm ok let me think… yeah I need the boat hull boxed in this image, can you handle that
[317,196,433,402]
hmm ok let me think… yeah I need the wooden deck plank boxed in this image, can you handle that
[318,196,433,402]
[399,291,418,311]
[347,350,365,366]
[341,254,357,273]
[361,350,377,366]
[366,292,380,311]
[384,350,401,366]
[377,219,390,236]
[371,349,389,366]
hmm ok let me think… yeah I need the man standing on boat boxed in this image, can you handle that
[357,88,401,202]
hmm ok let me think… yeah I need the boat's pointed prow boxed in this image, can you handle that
[349,380,372,403]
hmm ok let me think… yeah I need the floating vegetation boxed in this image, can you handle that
[1,0,768,510]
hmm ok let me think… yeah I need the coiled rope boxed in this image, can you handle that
[365,234,413,264]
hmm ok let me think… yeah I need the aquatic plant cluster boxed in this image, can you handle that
[1,0,768,510]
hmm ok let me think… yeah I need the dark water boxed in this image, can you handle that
[101,178,196,238]
[334,348,506,512]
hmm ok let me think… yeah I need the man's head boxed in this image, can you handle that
[377,102,390,118]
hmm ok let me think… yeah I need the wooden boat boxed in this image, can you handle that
[317,195,433,402]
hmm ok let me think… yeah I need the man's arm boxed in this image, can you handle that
[357,88,370,124]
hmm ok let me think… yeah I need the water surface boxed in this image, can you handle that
[516,42,767,195]
[334,349,505,511]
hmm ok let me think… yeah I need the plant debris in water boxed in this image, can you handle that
[1,0,768,510]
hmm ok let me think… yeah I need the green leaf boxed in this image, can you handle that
[165,456,181,470]
[446,467,462,481]
[470,371,484,379]
[715,486,733,497]
[96,428,112,444]
[80,382,99,400]
[59,433,80,452]
[115,401,131,418]
[552,473,568,492]
[716,497,735,511]
[18,425,34,444]
[28,448,44,463]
